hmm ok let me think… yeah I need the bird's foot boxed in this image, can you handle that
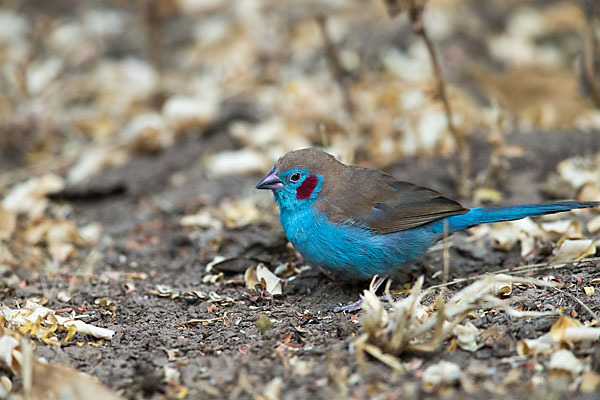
[330,276,389,313]
[330,299,363,313]
[331,293,401,313]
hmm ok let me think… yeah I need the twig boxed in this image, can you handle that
[424,257,600,292]
[408,2,471,196]
[177,314,228,326]
[551,286,599,324]
[142,0,164,72]
[581,0,600,107]
[433,220,450,339]
[316,15,355,116]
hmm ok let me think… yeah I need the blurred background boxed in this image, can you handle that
[1,0,599,178]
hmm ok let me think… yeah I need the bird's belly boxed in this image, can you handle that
[280,207,434,281]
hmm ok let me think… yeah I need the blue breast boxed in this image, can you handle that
[278,204,439,280]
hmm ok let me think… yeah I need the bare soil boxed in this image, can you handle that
[4,130,600,399]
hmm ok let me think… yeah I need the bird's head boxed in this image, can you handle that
[256,148,344,210]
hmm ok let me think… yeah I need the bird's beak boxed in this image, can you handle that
[256,170,283,190]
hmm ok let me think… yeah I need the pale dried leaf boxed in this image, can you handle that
[245,264,282,296]
[31,360,122,400]
[206,149,270,176]
[587,215,600,234]
[180,211,223,230]
[580,371,600,393]
[421,360,460,392]
[256,264,282,296]
[516,332,554,356]
[549,350,583,377]
[550,239,595,263]
[67,147,128,184]
[121,113,174,153]
[0,335,19,371]
[453,322,482,352]
[550,316,582,344]
[2,174,65,218]
[0,207,16,240]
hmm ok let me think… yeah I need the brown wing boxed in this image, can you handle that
[316,166,469,234]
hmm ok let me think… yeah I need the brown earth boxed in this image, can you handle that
[3,129,600,399]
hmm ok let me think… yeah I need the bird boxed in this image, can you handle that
[256,148,599,287]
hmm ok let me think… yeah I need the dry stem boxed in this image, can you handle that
[408,2,471,196]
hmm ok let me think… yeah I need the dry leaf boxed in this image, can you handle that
[30,360,122,400]
[583,287,594,296]
[587,215,600,234]
[492,274,512,295]
[244,264,282,296]
[550,316,582,344]
[206,149,270,176]
[67,147,128,184]
[578,182,600,202]
[46,220,82,262]
[121,113,174,153]
[2,174,65,218]
[516,332,554,356]
[557,157,600,190]
[580,370,600,393]
[551,239,595,264]
[0,207,17,240]
[453,322,482,352]
[421,360,460,392]
[220,199,265,228]
[0,335,20,371]
[180,211,223,230]
[162,94,218,134]
[1,300,115,343]
[549,350,583,377]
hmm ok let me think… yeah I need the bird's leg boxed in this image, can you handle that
[330,276,388,313]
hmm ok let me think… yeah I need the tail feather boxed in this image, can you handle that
[444,201,599,233]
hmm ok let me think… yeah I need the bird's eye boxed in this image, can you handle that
[290,172,301,182]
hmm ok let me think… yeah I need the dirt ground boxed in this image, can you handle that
[1,129,598,399]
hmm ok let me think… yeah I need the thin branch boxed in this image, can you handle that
[409,3,471,196]
[551,287,599,324]
[423,257,600,292]
[583,12,600,107]
[316,15,355,116]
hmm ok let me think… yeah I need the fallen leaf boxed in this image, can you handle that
[453,322,482,352]
[30,360,122,400]
[549,349,583,377]
[587,215,600,234]
[0,207,17,240]
[551,239,595,263]
[421,360,460,392]
[2,174,65,218]
[580,370,600,393]
[245,264,282,296]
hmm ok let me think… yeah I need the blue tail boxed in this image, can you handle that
[442,201,599,234]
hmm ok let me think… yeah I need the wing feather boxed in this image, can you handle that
[316,166,468,234]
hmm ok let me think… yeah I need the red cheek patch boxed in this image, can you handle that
[296,175,319,200]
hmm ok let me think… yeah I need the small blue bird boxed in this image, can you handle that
[256,148,599,284]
